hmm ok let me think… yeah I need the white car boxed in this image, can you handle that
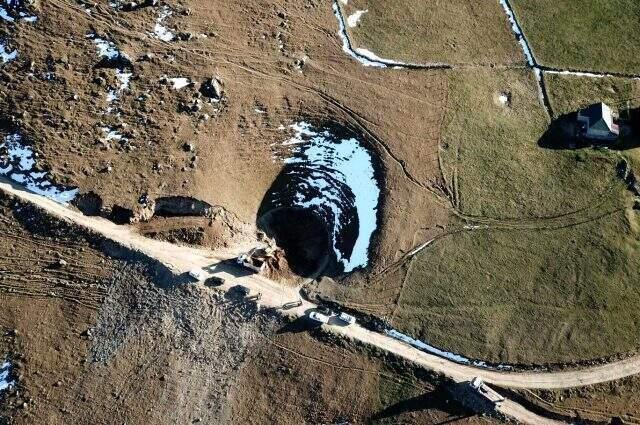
[308,311,330,324]
[338,312,356,325]
[188,268,206,281]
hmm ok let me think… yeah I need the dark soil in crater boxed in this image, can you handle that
[257,207,333,278]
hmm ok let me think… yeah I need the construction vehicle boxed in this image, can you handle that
[236,246,275,273]
[469,378,505,405]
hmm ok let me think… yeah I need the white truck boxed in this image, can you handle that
[308,311,330,324]
[338,312,356,325]
[470,377,505,405]
[188,268,206,281]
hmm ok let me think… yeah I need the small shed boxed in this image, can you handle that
[577,102,619,141]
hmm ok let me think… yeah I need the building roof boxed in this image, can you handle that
[578,102,617,133]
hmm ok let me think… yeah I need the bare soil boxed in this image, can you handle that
[1,0,452,285]
[230,329,499,425]
[522,376,640,424]
[0,193,493,424]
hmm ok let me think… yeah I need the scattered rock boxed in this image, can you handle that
[199,77,223,100]
[176,32,194,41]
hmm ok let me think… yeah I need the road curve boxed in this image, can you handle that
[0,177,637,424]
[2,177,639,390]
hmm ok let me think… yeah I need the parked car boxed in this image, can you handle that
[188,268,206,281]
[338,312,356,325]
[204,276,225,287]
[308,311,330,324]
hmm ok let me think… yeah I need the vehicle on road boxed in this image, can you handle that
[188,268,206,281]
[308,311,330,324]
[338,312,356,325]
[204,276,225,287]
[280,300,303,310]
[470,377,505,405]
[236,247,275,273]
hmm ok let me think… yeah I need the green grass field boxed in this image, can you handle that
[394,208,640,365]
[510,0,640,74]
[342,0,522,65]
[391,68,640,364]
[545,72,640,116]
[545,73,640,172]
[441,69,623,219]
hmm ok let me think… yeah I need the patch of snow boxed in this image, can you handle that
[332,2,389,68]
[107,69,132,102]
[0,40,17,63]
[19,13,35,22]
[347,9,367,28]
[0,133,79,204]
[87,33,123,60]
[544,69,640,81]
[386,329,513,370]
[499,0,535,67]
[255,107,266,114]
[331,1,448,69]
[282,122,380,272]
[0,0,37,22]
[498,94,509,105]
[102,127,126,142]
[115,69,132,90]
[0,358,13,393]
[0,7,13,21]
[169,77,190,89]
[154,6,175,42]
[408,239,434,257]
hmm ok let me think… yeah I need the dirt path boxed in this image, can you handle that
[0,176,637,424]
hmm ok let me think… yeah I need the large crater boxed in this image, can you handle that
[258,121,382,278]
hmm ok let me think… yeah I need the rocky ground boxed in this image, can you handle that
[0,192,497,424]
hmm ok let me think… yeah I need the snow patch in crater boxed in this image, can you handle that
[282,121,380,272]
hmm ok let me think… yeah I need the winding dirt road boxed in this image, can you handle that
[2,176,638,424]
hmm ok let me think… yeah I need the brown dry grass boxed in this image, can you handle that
[229,330,498,425]
[342,0,522,65]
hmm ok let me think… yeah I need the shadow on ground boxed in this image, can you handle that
[276,308,323,334]
[539,109,640,151]
[370,386,474,424]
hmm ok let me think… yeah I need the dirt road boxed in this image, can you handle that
[0,177,635,424]
[2,177,640,391]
